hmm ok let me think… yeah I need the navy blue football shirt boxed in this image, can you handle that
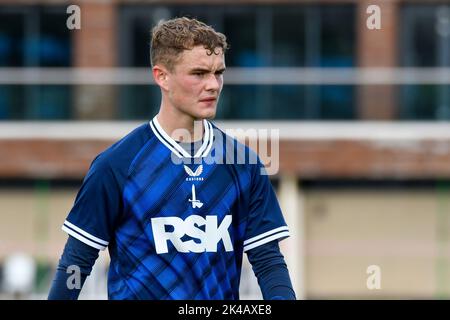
[61,116,290,299]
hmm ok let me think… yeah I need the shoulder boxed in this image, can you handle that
[209,121,262,172]
[89,123,153,175]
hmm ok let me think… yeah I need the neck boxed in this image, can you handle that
[156,105,204,143]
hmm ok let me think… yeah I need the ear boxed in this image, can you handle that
[152,65,169,91]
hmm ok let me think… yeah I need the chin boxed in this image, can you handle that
[196,108,216,120]
[203,112,216,120]
[204,112,217,120]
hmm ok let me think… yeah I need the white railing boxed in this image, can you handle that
[0,67,448,85]
[1,121,450,141]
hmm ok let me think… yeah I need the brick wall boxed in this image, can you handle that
[357,0,398,120]
[73,1,118,120]
[1,138,450,179]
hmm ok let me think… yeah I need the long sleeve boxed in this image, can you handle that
[48,236,100,300]
[246,240,296,300]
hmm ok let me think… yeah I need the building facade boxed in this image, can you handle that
[0,0,449,299]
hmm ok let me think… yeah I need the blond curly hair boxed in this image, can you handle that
[150,17,229,71]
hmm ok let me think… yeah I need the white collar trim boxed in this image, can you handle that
[149,116,214,158]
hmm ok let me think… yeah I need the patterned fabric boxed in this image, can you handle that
[62,116,289,300]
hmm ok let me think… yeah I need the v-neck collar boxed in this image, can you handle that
[149,115,214,158]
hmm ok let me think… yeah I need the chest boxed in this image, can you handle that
[124,161,251,221]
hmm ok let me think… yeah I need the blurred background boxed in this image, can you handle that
[0,0,449,299]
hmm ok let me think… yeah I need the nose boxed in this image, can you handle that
[205,73,221,92]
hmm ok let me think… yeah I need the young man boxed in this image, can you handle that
[48,17,296,300]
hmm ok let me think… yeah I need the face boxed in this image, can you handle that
[156,45,226,120]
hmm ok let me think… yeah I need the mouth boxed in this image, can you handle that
[199,97,217,103]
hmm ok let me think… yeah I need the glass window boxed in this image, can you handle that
[25,85,72,120]
[128,14,153,68]
[119,4,356,120]
[0,9,26,120]
[320,85,355,119]
[0,86,25,119]
[400,5,450,120]
[0,12,24,66]
[223,9,258,67]
[320,6,355,67]
[119,85,160,120]
[272,6,305,67]
[39,10,72,67]
[0,6,72,120]
[318,5,355,120]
